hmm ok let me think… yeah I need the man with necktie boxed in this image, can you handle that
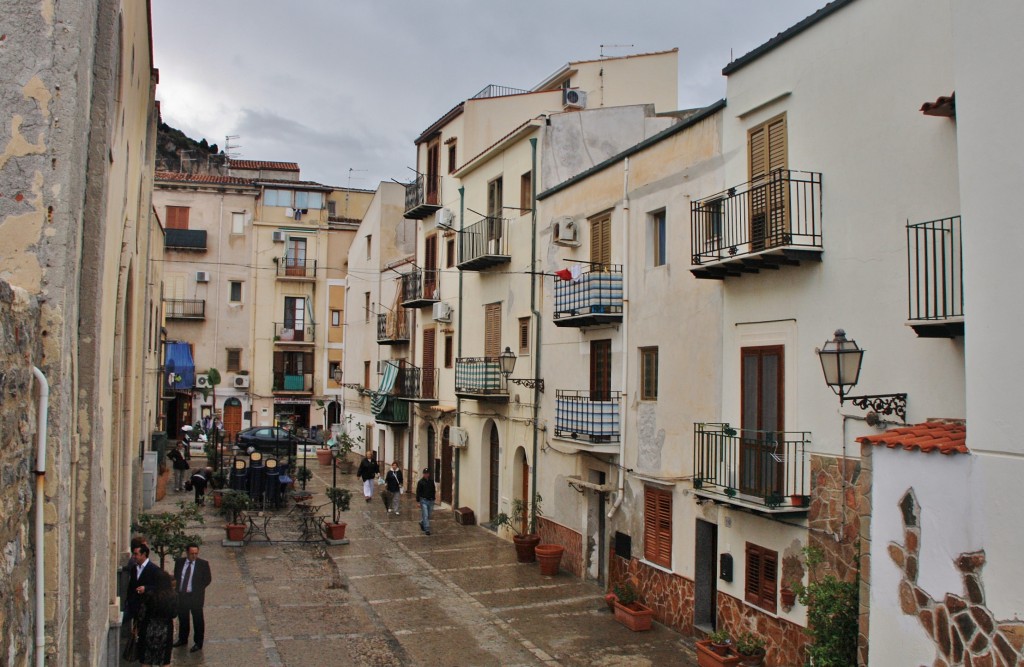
[172,543,213,652]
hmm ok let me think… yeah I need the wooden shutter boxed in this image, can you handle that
[484,303,501,358]
[302,352,314,375]
[422,328,436,399]
[745,543,778,613]
[644,486,672,568]
[591,215,611,268]
[748,113,787,181]
[748,114,788,249]
[273,351,284,373]
[165,206,189,229]
[590,339,611,400]
[488,177,503,218]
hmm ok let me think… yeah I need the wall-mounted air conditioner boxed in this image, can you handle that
[195,374,211,389]
[552,217,580,246]
[435,208,455,230]
[563,88,587,109]
[432,301,452,323]
[195,271,211,283]
[272,231,287,243]
[233,375,250,389]
[451,427,469,449]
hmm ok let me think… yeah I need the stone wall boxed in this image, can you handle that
[609,549,697,635]
[718,592,808,667]
[537,517,583,578]
[0,282,41,663]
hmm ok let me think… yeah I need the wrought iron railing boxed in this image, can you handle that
[553,265,624,320]
[458,216,509,266]
[164,229,207,251]
[386,360,437,400]
[400,269,441,305]
[404,173,441,214]
[272,372,313,393]
[455,357,505,395]
[554,390,622,443]
[470,84,529,99]
[377,312,410,343]
[907,216,963,322]
[164,299,205,319]
[692,423,810,507]
[691,170,822,265]
[374,399,409,424]
[274,322,315,343]
[276,257,317,278]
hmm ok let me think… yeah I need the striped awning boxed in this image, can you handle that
[371,361,400,414]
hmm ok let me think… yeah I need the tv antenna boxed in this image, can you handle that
[224,135,242,158]
[599,43,634,58]
[345,168,368,217]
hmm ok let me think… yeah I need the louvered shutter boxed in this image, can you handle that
[591,216,611,268]
[745,543,778,613]
[761,549,779,614]
[745,544,762,606]
[422,328,436,399]
[302,352,314,375]
[484,303,501,358]
[166,206,189,229]
[273,351,284,373]
[644,487,672,568]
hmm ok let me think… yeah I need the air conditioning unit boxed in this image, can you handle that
[195,375,211,389]
[435,208,455,230]
[195,271,211,283]
[552,217,580,246]
[432,301,452,323]
[233,375,250,389]
[272,231,287,243]
[451,427,470,449]
[563,88,587,109]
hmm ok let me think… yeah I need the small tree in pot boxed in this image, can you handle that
[219,489,251,542]
[132,502,204,568]
[324,486,351,541]
[494,494,542,563]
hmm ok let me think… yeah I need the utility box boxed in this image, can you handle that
[454,507,476,525]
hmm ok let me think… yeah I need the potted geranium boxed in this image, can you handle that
[324,486,351,541]
[494,494,542,563]
[611,580,654,632]
[220,489,250,542]
[696,629,741,667]
[734,631,766,667]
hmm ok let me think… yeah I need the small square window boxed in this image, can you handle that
[331,310,341,327]
[229,281,243,302]
[745,542,779,614]
[226,349,241,373]
[644,486,672,568]
[231,212,245,235]
[518,317,530,355]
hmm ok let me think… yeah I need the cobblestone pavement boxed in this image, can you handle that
[129,459,697,666]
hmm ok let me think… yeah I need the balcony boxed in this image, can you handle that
[164,229,207,251]
[455,357,508,402]
[553,265,623,327]
[374,398,409,425]
[272,372,313,394]
[554,390,622,452]
[692,423,810,514]
[377,312,411,345]
[391,360,437,402]
[404,173,442,219]
[457,217,510,270]
[907,216,963,338]
[276,258,317,280]
[274,322,315,345]
[400,269,440,308]
[690,170,823,279]
[164,298,205,320]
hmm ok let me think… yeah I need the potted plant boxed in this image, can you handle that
[324,486,351,541]
[611,580,654,632]
[494,494,542,563]
[734,631,766,667]
[790,494,810,508]
[293,466,313,495]
[132,502,204,568]
[780,586,797,609]
[220,489,250,542]
[709,629,732,655]
[696,630,741,667]
[794,546,859,666]
[535,543,565,576]
[211,469,227,490]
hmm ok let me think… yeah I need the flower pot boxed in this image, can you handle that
[604,592,618,611]
[512,533,541,563]
[225,523,245,542]
[212,490,224,508]
[780,587,796,608]
[737,649,766,667]
[535,544,565,576]
[790,494,809,508]
[325,522,347,540]
[612,600,654,632]
[696,640,741,667]
[316,449,334,466]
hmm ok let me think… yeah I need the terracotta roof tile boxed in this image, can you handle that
[921,93,956,118]
[155,171,252,185]
[857,420,968,455]
[228,159,299,171]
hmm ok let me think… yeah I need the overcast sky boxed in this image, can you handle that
[152,1,825,189]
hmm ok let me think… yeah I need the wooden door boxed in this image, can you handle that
[590,339,611,401]
[489,428,500,521]
[520,457,529,535]
[441,427,453,505]
[740,346,784,496]
[286,238,306,276]
[223,399,242,442]
[422,328,436,399]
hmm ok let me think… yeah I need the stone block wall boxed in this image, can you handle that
[609,549,697,635]
[0,281,41,664]
[537,517,583,578]
[808,453,864,582]
[718,591,808,666]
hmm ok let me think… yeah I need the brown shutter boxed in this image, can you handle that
[484,303,501,358]
[761,549,779,614]
[166,206,189,229]
[745,543,778,613]
[425,234,438,270]
[590,339,611,400]
[422,328,436,399]
[644,488,659,562]
[273,351,284,373]
[643,487,672,568]
[749,125,767,182]
[590,216,611,268]
[303,352,314,374]
[766,115,788,173]
[745,544,762,606]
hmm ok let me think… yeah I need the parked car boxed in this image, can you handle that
[235,427,309,457]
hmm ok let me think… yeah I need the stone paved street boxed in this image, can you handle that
[128,460,697,666]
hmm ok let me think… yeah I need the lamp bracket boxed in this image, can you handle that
[842,393,907,421]
[508,378,545,393]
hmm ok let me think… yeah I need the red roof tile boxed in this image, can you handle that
[857,420,968,455]
[155,171,252,185]
[921,93,956,118]
[228,159,299,171]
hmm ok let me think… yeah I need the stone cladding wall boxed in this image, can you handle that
[718,591,808,666]
[537,517,583,578]
[609,548,697,635]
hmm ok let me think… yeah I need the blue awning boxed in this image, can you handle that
[164,342,195,391]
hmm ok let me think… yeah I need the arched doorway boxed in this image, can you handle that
[326,400,341,428]
[426,425,436,478]
[223,398,242,442]
[440,426,453,505]
[513,447,529,535]
[488,425,500,521]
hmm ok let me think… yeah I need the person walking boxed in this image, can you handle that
[385,461,403,515]
[190,467,211,506]
[126,543,161,626]
[167,441,190,492]
[356,450,379,503]
[416,468,436,535]
[173,543,212,653]
[137,569,177,667]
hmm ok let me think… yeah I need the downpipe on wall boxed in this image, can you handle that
[608,156,631,520]
[32,366,49,667]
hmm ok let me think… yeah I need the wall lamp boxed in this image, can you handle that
[498,346,545,393]
[332,367,343,384]
[816,329,907,421]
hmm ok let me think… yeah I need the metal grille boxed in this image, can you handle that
[553,266,623,320]
[455,357,504,394]
[907,216,963,321]
[554,390,622,442]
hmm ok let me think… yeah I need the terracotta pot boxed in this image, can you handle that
[325,522,347,540]
[696,640,741,667]
[535,544,565,576]
[225,523,245,542]
[316,449,334,466]
[612,600,654,632]
[604,592,618,611]
[737,649,766,667]
[512,533,541,563]
[780,587,797,607]
[212,490,224,508]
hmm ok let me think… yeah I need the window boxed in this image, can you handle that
[484,303,501,358]
[426,137,441,204]
[741,346,784,496]
[447,140,457,174]
[518,317,530,354]
[165,206,189,230]
[444,334,453,368]
[284,237,307,275]
[293,191,323,210]
[327,200,336,217]
[229,281,242,302]
[487,176,503,218]
[331,310,341,327]
[231,211,245,234]
[520,171,532,213]
[649,209,666,267]
[446,237,455,268]
[328,361,341,384]
[644,486,672,568]
[264,189,324,210]
[226,349,241,373]
[366,235,372,260]
[364,293,371,323]
[745,542,778,613]
[640,347,658,400]
[363,361,370,389]
[263,189,290,207]
[700,198,723,244]
[590,214,611,268]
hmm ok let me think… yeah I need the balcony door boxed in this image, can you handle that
[284,297,305,341]
[285,237,307,276]
[489,426,500,521]
[426,138,441,205]
[422,328,436,400]
[424,234,438,298]
[487,176,504,251]
[748,113,788,250]
[590,340,611,401]
[441,427,453,505]
[740,346,784,496]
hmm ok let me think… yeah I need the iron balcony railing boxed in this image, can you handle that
[470,84,529,99]
[376,312,411,344]
[553,265,624,322]
[907,216,963,322]
[693,423,810,508]
[164,228,207,251]
[378,360,437,401]
[554,390,622,443]
[274,322,315,343]
[272,372,313,393]
[164,298,205,319]
[276,257,317,279]
[458,216,510,269]
[691,170,823,266]
[374,399,409,425]
[455,357,506,396]
[400,269,441,306]
[404,173,441,218]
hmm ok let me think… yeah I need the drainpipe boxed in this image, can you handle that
[455,186,465,509]
[32,366,49,667]
[529,138,541,531]
[608,157,630,519]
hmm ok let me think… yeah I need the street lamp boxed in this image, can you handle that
[498,346,545,392]
[815,329,907,421]
[333,366,343,384]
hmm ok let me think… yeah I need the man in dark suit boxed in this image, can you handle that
[125,543,161,624]
[173,543,213,652]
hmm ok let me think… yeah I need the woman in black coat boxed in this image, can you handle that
[137,569,177,666]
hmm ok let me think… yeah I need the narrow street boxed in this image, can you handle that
[137,459,697,666]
